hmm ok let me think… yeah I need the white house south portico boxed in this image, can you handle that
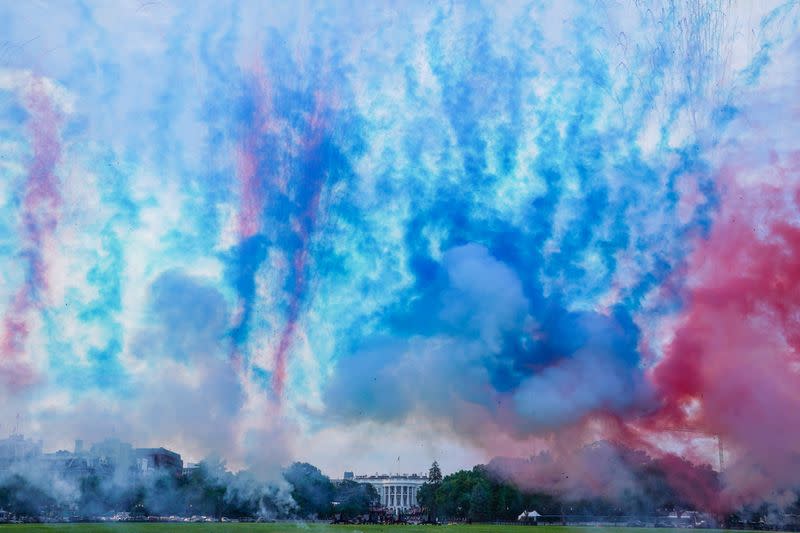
[344,472,427,511]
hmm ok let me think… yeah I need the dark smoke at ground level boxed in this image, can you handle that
[3,441,800,528]
[0,457,375,523]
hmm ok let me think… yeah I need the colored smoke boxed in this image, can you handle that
[1,78,63,390]
[648,81,800,507]
[1,0,799,514]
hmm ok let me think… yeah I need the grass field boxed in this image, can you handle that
[0,525,777,533]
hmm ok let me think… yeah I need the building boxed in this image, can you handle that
[0,432,182,479]
[135,447,183,476]
[183,462,201,476]
[40,449,92,479]
[347,473,427,512]
[89,438,134,470]
[0,434,42,470]
[85,439,182,476]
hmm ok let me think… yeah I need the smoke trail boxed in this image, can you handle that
[235,66,271,242]
[0,78,63,390]
[271,93,328,401]
[227,53,333,403]
[228,65,273,383]
[224,58,335,488]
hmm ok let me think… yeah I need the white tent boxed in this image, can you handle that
[517,510,541,521]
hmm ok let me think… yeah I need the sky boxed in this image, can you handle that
[1,0,800,505]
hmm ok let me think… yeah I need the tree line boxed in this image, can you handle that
[3,453,800,525]
[417,460,800,526]
[0,460,376,521]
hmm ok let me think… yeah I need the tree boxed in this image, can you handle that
[419,461,444,522]
[468,482,492,522]
[493,482,523,520]
[436,469,476,520]
[333,480,378,519]
[78,474,106,516]
[0,474,56,517]
[183,459,227,517]
[283,462,335,518]
[429,461,443,482]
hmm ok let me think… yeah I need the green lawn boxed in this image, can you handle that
[0,525,777,533]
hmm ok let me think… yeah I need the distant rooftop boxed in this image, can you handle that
[338,470,429,482]
[353,473,427,480]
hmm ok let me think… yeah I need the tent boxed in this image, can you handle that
[518,510,542,521]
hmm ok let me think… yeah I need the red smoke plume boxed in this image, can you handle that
[489,137,800,513]
[650,149,800,508]
[0,79,63,390]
